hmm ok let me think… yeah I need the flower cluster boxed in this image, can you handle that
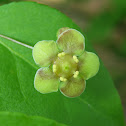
[32,27,100,98]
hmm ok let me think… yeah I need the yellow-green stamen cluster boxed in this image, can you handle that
[73,71,79,78]
[58,52,65,57]
[60,77,67,82]
[73,55,79,63]
[53,52,80,82]
[53,64,57,73]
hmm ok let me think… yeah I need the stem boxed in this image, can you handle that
[0,34,33,49]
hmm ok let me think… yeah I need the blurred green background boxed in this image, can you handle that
[0,0,126,121]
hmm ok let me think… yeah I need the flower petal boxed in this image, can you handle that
[32,40,59,67]
[79,51,100,80]
[60,77,86,98]
[34,68,59,94]
[56,27,70,37]
[57,29,85,56]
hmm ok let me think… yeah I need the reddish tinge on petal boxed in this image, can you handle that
[34,68,59,94]
[60,77,86,98]
[33,40,59,67]
[56,27,70,37]
[57,29,85,56]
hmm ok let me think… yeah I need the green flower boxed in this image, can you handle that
[32,28,100,98]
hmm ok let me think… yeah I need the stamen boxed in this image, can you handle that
[73,55,79,63]
[53,65,56,72]
[58,52,66,57]
[73,71,79,78]
[61,52,65,56]
[58,53,62,57]
[60,77,67,82]
[63,78,67,82]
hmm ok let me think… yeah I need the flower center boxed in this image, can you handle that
[53,52,79,81]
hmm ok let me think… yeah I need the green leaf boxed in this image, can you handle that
[0,112,66,126]
[0,2,124,126]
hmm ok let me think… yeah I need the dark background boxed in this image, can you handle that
[0,0,126,122]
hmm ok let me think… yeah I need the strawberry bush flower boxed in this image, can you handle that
[32,27,100,98]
